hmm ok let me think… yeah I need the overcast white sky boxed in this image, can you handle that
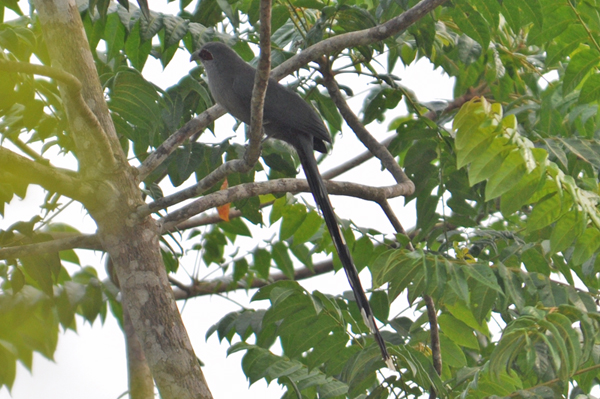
[0,1,455,398]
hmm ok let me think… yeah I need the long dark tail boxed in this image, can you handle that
[295,139,394,370]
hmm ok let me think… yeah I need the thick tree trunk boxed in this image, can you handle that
[33,1,213,398]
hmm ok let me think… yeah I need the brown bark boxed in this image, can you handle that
[32,1,213,398]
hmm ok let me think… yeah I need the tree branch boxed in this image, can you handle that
[136,158,253,218]
[245,0,272,166]
[0,233,101,260]
[158,178,412,231]
[0,147,96,204]
[172,258,334,300]
[320,67,413,188]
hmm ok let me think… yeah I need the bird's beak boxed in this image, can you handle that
[190,51,200,62]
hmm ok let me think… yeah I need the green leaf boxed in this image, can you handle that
[0,341,17,389]
[572,228,600,266]
[527,192,562,233]
[579,73,600,104]
[272,241,295,279]
[21,250,61,297]
[252,248,272,280]
[369,291,389,322]
[437,313,479,349]
[446,297,490,336]
[452,0,490,51]
[454,102,497,169]
[563,48,600,95]
[387,251,424,300]
[108,70,161,131]
[162,15,188,48]
[521,246,550,275]
[500,164,545,216]
[233,258,249,282]
[218,217,252,237]
[484,150,527,201]
[352,235,374,271]
[80,279,103,323]
[125,20,151,70]
[279,309,337,358]
[468,136,511,186]
[105,12,125,61]
[470,0,501,29]
[546,24,587,66]
[261,287,308,325]
[439,334,467,368]
[313,92,342,133]
[293,210,322,245]
[306,330,348,369]
[280,204,307,241]
[501,0,521,32]
[362,87,403,126]
[518,0,543,29]
[549,209,585,253]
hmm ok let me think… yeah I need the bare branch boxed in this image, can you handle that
[158,178,412,231]
[0,147,96,204]
[320,68,413,188]
[0,234,101,260]
[245,0,272,165]
[173,259,334,300]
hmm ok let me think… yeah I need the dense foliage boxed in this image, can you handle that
[2,0,600,397]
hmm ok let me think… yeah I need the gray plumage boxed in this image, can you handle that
[191,42,394,370]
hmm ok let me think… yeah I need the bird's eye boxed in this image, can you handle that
[199,49,213,61]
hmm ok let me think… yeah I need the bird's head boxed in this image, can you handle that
[190,42,235,64]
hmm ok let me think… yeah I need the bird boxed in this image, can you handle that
[191,41,394,370]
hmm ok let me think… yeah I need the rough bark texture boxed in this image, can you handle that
[32,1,213,398]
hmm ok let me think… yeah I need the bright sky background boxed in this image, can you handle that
[0,1,455,398]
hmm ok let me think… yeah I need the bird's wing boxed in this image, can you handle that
[264,82,331,145]
[231,74,331,145]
